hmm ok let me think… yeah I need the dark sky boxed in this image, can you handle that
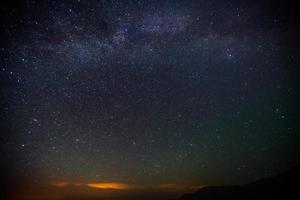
[0,0,299,199]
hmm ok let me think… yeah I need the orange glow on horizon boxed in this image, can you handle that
[86,182,132,190]
[50,180,205,191]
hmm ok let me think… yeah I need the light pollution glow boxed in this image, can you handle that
[50,181,205,190]
[87,182,133,190]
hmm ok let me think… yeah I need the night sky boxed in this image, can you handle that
[0,0,299,199]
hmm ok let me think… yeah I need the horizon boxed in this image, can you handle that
[2,166,299,200]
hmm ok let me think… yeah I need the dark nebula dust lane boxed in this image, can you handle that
[0,0,299,200]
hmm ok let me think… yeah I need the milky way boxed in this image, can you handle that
[0,0,299,195]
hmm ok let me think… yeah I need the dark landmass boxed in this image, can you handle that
[179,166,300,200]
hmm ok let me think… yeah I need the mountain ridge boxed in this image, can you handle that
[179,165,300,200]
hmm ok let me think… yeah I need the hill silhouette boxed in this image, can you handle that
[179,166,300,200]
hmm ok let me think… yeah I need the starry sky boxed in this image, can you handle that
[0,0,300,199]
